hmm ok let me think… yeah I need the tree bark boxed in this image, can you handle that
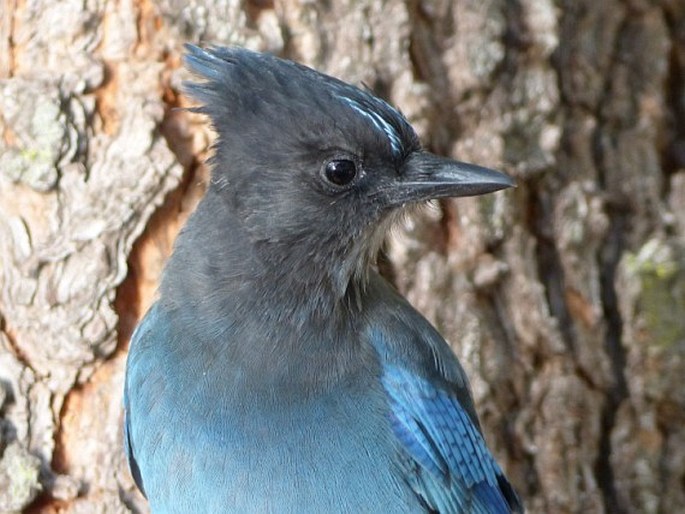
[1,1,683,513]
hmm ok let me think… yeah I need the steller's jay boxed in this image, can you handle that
[124,44,523,513]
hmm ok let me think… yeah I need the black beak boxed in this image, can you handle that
[386,151,514,206]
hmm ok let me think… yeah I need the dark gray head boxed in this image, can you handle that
[182,45,513,304]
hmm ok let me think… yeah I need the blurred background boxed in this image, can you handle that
[1,1,684,513]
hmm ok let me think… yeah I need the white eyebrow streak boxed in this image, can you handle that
[336,95,402,155]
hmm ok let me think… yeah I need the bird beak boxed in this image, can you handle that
[387,151,514,206]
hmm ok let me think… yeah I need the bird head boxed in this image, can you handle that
[183,45,513,301]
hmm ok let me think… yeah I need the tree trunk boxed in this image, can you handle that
[1,1,683,512]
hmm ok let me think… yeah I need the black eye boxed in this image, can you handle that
[323,159,357,187]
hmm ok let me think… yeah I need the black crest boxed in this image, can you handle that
[183,44,419,168]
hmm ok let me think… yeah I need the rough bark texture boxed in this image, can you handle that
[0,1,683,513]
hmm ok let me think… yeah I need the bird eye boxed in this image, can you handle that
[323,159,357,187]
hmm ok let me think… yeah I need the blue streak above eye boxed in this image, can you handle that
[337,95,403,155]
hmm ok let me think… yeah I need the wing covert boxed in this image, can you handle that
[381,364,522,513]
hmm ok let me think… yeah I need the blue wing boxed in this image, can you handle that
[366,273,523,513]
[123,391,146,497]
[123,304,169,499]
[381,364,521,513]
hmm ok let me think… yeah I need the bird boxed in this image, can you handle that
[123,44,523,514]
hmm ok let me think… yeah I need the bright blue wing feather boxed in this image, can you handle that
[381,364,515,513]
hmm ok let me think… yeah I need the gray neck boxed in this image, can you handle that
[158,188,372,390]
